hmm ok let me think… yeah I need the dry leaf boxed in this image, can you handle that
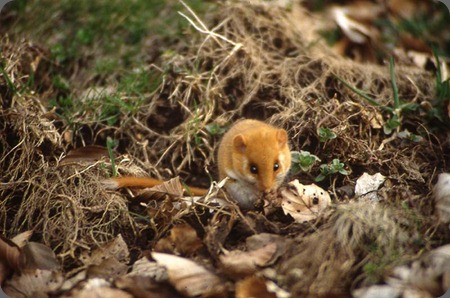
[21,242,60,271]
[115,275,180,298]
[155,223,203,256]
[355,172,386,202]
[0,236,22,283]
[129,257,168,282]
[59,145,109,166]
[236,276,277,298]
[281,180,331,222]
[386,244,450,297]
[80,234,129,266]
[353,285,403,298]
[87,257,128,279]
[151,252,226,297]
[433,173,450,223]
[331,6,374,44]
[3,269,64,298]
[10,230,33,247]
[67,278,133,298]
[220,243,278,278]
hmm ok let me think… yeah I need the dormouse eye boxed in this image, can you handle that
[273,162,280,172]
[250,165,258,174]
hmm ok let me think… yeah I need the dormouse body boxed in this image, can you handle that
[217,119,291,209]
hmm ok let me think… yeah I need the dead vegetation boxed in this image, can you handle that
[1,0,449,297]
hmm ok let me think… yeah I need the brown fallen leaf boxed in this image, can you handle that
[59,145,109,166]
[87,257,129,280]
[0,236,22,283]
[0,231,60,285]
[281,180,331,222]
[154,223,203,256]
[80,234,129,266]
[115,275,182,298]
[151,252,227,297]
[220,243,278,278]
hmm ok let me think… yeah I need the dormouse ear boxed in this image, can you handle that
[233,134,247,153]
[277,129,288,147]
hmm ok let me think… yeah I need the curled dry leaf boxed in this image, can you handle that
[10,230,33,247]
[0,236,22,283]
[151,252,226,297]
[220,243,278,278]
[330,5,377,44]
[281,180,331,222]
[434,173,450,223]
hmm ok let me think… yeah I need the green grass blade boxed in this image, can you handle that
[0,62,17,94]
[336,76,392,112]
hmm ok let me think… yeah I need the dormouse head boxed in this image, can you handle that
[232,127,291,192]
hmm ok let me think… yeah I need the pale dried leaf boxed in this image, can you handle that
[353,285,402,298]
[152,252,225,297]
[10,230,33,247]
[433,173,450,223]
[68,278,133,298]
[331,7,372,44]
[129,257,168,282]
[355,172,386,202]
[387,244,450,297]
[281,180,331,222]
[3,269,63,298]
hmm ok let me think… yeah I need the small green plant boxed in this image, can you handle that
[318,127,337,142]
[205,123,227,136]
[290,150,321,174]
[315,158,348,182]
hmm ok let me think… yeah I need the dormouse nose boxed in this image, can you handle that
[260,179,274,193]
